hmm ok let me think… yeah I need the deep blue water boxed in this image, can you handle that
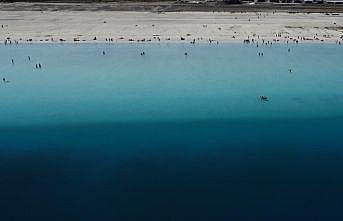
[0,43,343,220]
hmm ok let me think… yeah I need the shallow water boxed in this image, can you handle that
[0,43,343,221]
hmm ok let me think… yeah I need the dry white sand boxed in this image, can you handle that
[0,10,342,44]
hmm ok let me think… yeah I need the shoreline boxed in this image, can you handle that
[1,41,341,45]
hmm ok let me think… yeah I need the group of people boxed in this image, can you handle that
[4,39,19,45]
[2,30,342,45]
[10,56,42,69]
[3,55,44,85]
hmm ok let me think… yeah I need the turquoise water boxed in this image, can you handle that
[1,43,343,126]
[0,43,343,220]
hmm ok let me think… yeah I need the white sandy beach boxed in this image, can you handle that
[0,8,342,44]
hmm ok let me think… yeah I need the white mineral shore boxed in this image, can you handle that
[0,9,342,43]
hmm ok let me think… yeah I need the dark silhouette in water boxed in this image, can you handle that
[102,51,105,55]
[260,95,269,101]
[2,77,9,83]
[38,64,42,69]
[28,56,31,61]
[11,59,14,64]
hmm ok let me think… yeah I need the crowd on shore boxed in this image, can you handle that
[2,33,342,45]
[1,10,342,45]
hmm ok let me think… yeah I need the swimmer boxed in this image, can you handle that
[260,96,269,101]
